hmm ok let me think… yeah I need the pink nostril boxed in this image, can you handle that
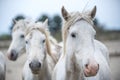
[96,64,99,72]
[98,64,99,70]
[85,64,88,68]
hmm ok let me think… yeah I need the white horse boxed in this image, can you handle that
[7,19,33,61]
[22,19,58,80]
[52,6,111,80]
[0,51,6,80]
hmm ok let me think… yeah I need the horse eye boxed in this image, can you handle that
[20,35,24,38]
[43,39,45,43]
[26,41,28,44]
[71,33,76,38]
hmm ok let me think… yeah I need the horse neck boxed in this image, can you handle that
[46,38,57,64]
[65,53,85,80]
[37,55,52,80]
[43,53,55,80]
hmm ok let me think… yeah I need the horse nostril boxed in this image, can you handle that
[38,62,41,68]
[96,64,99,72]
[98,64,99,69]
[85,64,88,68]
[11,52,14,57]
[11,49,17,57]
[29,63,32,69]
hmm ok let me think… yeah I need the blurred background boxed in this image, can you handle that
[0,0,120,80]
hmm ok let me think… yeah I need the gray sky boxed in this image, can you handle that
[0,0,120,35]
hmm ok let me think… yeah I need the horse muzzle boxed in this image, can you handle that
[29,60,41,74]
[7,49,18,61]
[84,58,99,77]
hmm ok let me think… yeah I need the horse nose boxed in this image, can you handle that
[29,60,41,70]
[7,49,18,61]
[84,58,99,77]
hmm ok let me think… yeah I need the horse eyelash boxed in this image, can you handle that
[42,39,46,43]
[71,33,76,38]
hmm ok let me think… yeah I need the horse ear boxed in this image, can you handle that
[61,6,70,21]
[43,19,48,30]
[13,19,17,24]
[89,6,97,19]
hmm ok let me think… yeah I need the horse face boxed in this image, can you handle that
[61,6,99,77]
[7,29,26,61]
[67,20,99,77]
[7,19,33,61]
[25,30,46,74]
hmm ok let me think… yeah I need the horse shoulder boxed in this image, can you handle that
[93,48,111,80]
[52,55,66,80]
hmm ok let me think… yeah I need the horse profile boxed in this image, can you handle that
[0,51,6,80]
[22,19,58,80]
[52,6,111,80]
[7,19,33,61]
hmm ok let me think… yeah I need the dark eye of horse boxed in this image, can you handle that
[20,35,24,38]
[71,33,76,38]
[26,41,28,44]
[43,39,45,43]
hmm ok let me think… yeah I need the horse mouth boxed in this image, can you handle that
[10,56,18,61]
[31,69,40,74]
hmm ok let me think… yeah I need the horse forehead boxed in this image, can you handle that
[70,20,90,31]
[13,19,32,30]
[12,29,24,36]
[30,30,45,40]
[13,24,26,32]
